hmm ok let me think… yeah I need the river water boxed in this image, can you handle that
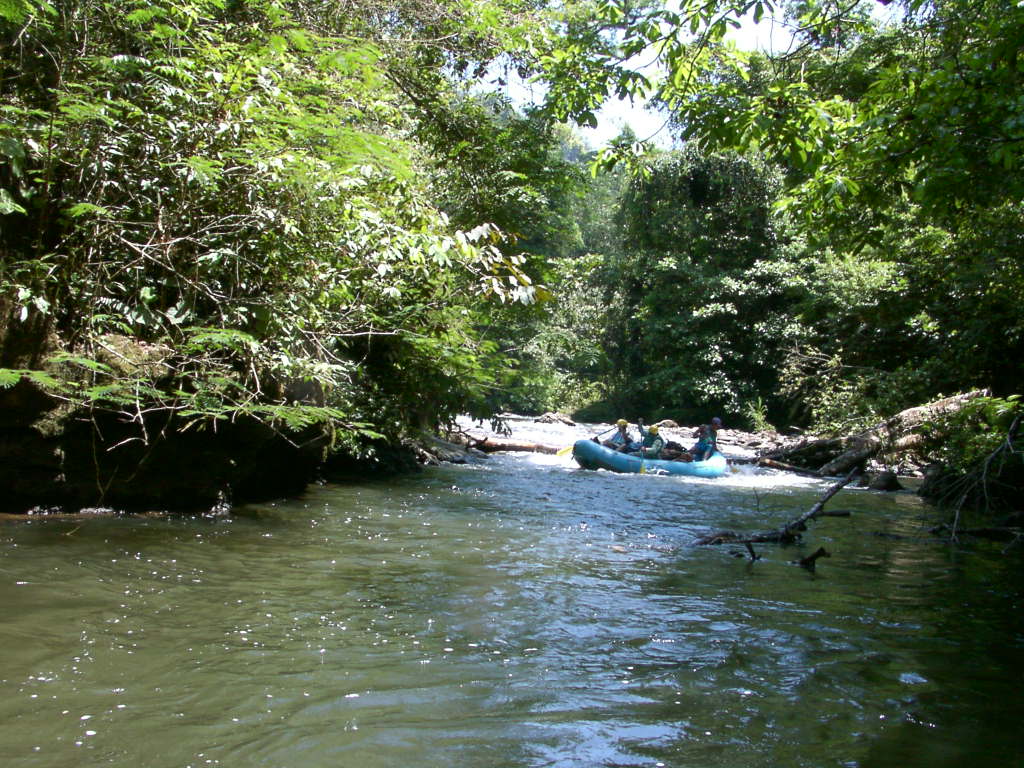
[1,418,1022,767]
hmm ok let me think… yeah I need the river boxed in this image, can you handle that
[1,418,1022,767]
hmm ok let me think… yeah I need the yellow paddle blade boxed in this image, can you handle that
[556,444,574,457]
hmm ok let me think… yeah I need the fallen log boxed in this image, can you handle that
[763,390,988,475]
[470,437,559,455]
[694,529,782,545]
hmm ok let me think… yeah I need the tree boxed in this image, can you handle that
[532,0,1023,432]
[599,148,796,422]
[0,0,541,456]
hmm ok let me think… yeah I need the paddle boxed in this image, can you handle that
[557,424,619,456]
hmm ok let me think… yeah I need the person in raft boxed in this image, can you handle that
[709,416,723,453]
[601,419,636,452]
[629,422,665,459]
[690,424,714,461]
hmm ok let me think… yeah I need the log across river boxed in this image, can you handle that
[1,416,1022,766]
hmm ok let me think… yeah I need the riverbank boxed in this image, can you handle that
[0,377,420,516]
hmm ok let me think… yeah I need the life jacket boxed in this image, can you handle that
[640,429,664,458]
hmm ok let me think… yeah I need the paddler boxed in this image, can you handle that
[629,421,665,459]
[709,416,723,453]
[601,419,636,452]
[690,424,714,461]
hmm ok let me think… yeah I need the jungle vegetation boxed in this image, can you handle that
[1,0,1020,505]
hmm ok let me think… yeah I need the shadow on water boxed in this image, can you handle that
[1,438,1023,767]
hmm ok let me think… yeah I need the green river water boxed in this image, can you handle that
[2,423,1023,767]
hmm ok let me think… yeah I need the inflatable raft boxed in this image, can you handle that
[571,439,729,478]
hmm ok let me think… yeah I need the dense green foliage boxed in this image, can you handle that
[526,0,1022,441]
[601,149,792,421]
[0,0,556,451]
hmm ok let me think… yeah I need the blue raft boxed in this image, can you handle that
[572,439,729,478]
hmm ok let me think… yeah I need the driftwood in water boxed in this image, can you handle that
[470,437,559,455]
[763,390,988,475]
[440,429,561,456]
[695,468,859,553]
[781,468,859,537]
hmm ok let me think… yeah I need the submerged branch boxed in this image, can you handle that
[695,468,859,551]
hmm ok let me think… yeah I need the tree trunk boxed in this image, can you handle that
[764,390,988,475]
[470,437,559,455]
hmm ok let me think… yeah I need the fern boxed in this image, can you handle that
[0,369,21,388]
